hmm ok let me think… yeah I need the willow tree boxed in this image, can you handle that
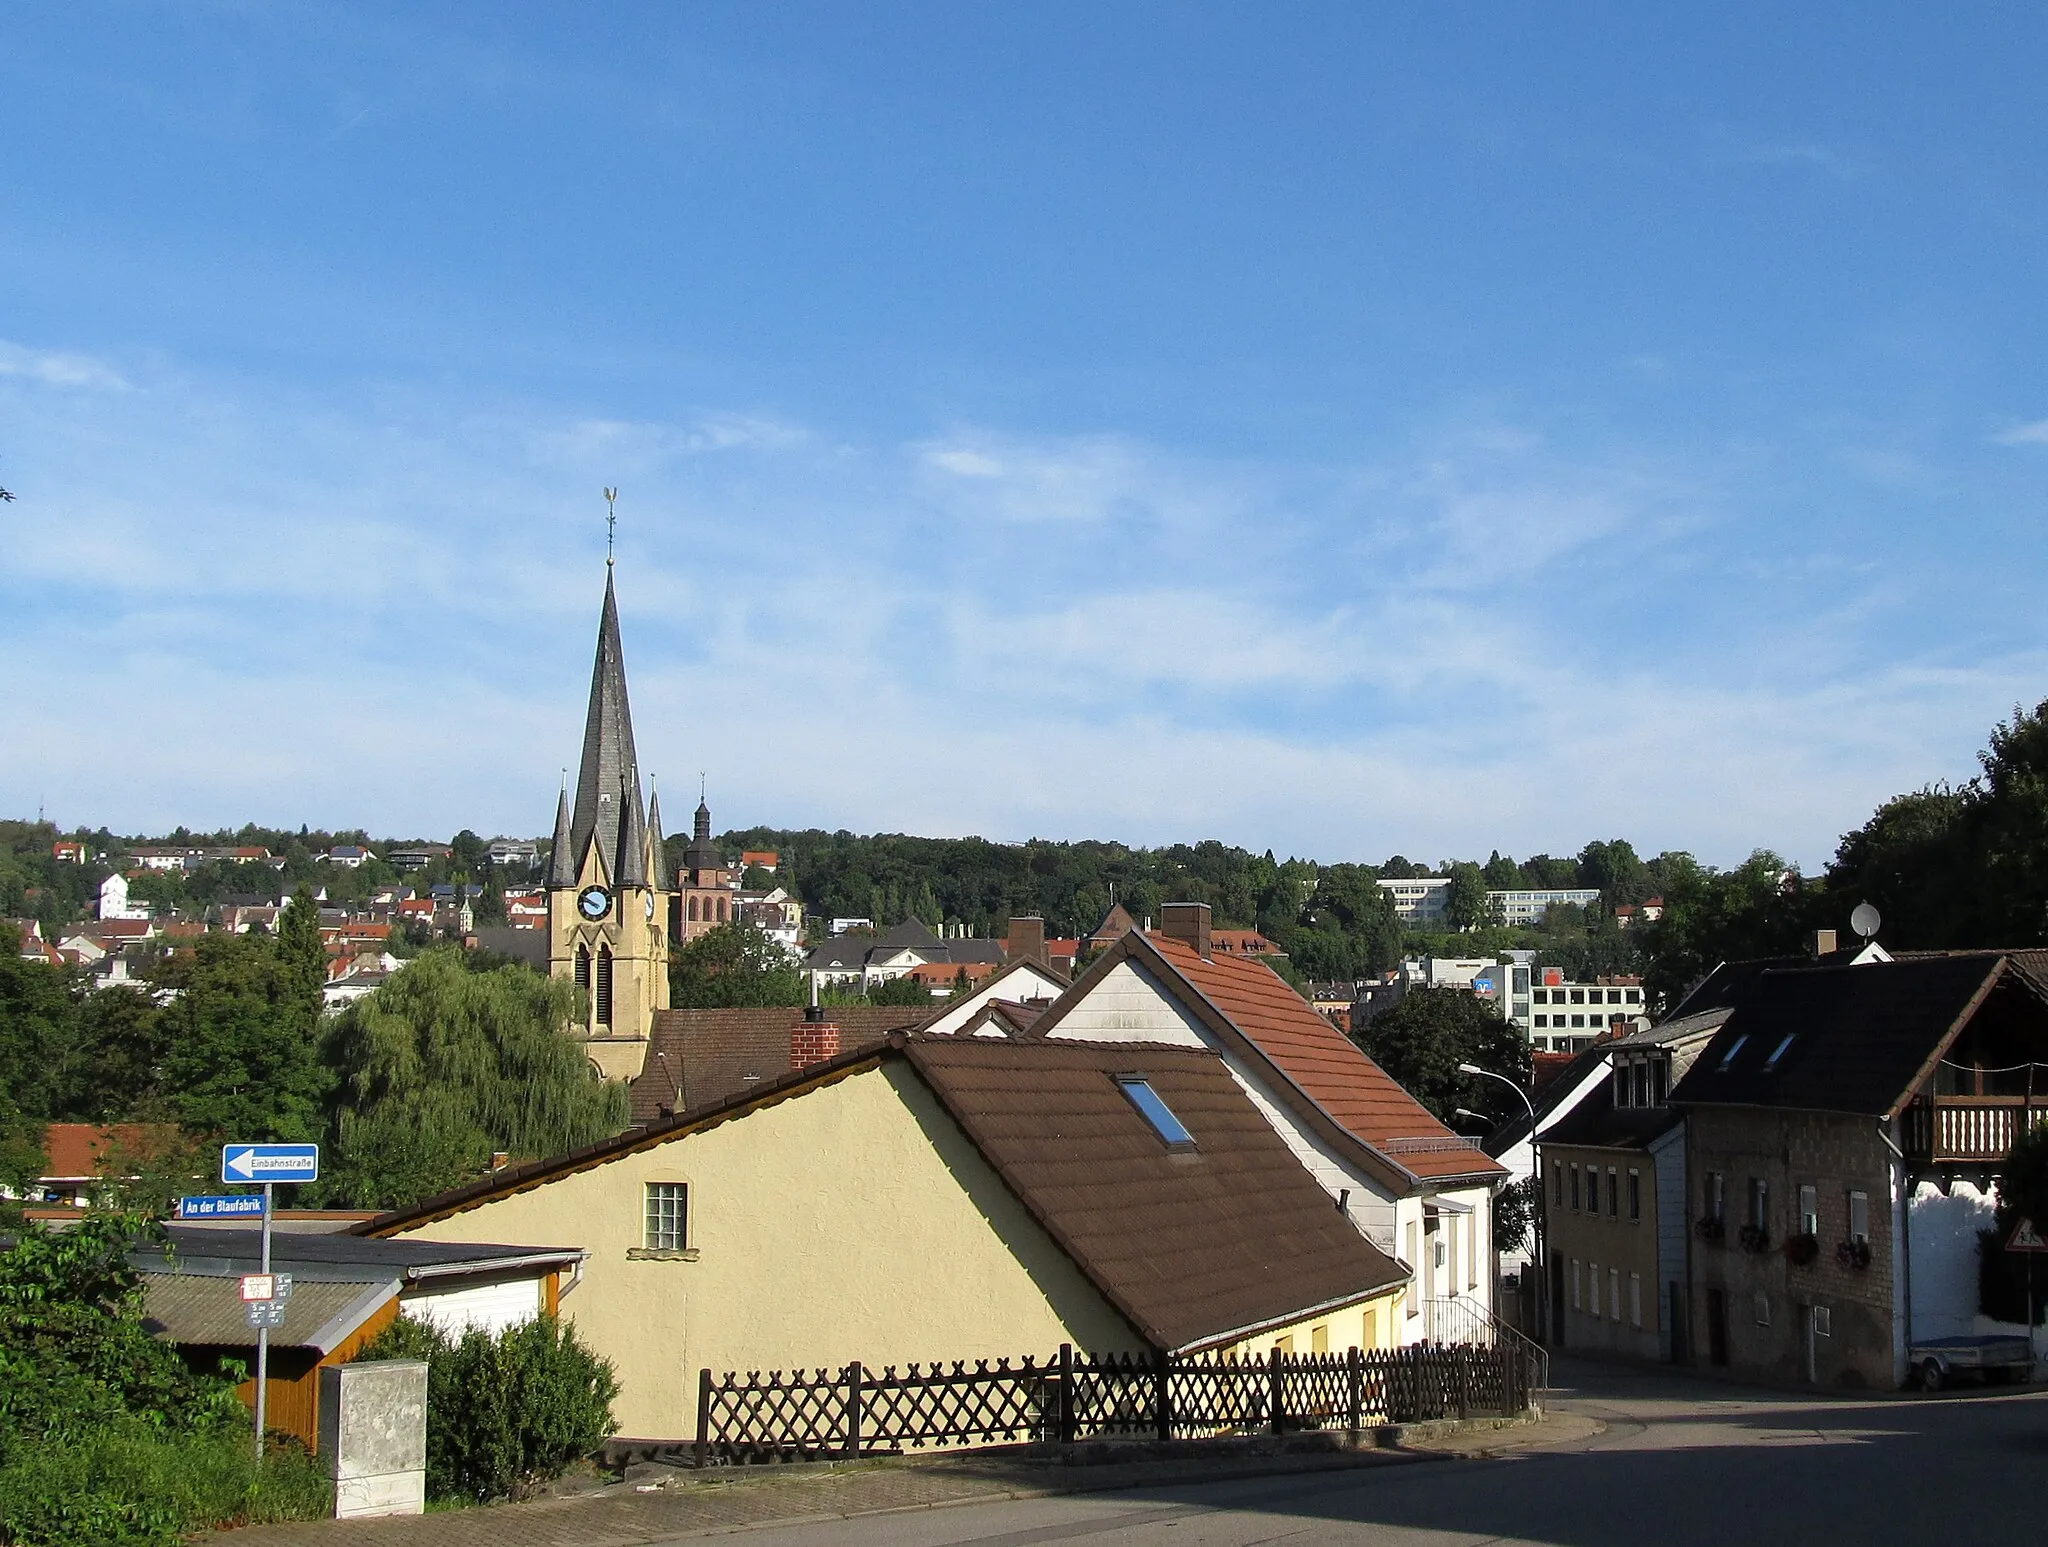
[319,950,629,1210]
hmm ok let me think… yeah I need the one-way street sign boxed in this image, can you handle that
[221,1143,319,1184]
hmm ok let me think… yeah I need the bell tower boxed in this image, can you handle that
[547,559,669,1080]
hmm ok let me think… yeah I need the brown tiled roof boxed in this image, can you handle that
[1140,937,1503,1184]
[630,1005,924,1122]
[905,1039,1407,1351]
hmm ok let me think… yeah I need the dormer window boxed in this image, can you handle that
[1762,1034,1796,1073]
[1718,1035,1749,1072]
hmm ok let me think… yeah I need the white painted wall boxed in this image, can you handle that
[1906,1178,2040,1356]
[918,963,1069,1037]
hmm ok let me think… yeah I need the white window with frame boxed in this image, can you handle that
[1572,1258,1583,1312]
[1848,1190,1870,1244]
[1629,1273,1643,1329]
[1798,1184,1819,1237]
[644,1181,688,1252]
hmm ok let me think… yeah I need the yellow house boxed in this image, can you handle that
[365,1027,1409,1441]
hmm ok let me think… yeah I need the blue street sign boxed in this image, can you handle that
[178,1194,267,1220]
[221,1143,320,1184]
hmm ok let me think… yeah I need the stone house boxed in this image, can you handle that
[1672,953,2048,1389]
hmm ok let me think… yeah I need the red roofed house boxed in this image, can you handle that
[739,850,779,873]
[52,840,87,864]
[1210,927,1284,960]
[1032,902,1508,1347]
[23,1123,184,1206]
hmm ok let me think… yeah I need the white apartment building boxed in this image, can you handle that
[1491,888,1601,925]
[1526,971,1646,1053]
[1377,877,1450,923]
[1377,878,1602,928]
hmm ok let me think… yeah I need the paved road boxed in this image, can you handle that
[700,1359,2048,1546]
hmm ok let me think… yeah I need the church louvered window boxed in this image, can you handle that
[596,946,613,1027]
[575,943,590,991]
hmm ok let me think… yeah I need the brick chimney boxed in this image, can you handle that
[1161,901,1212,959]
[791,1005,841,1071]
[1005,915,1047,966]
[1810,928,1837,959]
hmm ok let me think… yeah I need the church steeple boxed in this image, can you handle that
[548,782,575,888]
[568,569,645,884]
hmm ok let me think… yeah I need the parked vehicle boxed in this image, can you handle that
[1909,1336,2033,1391]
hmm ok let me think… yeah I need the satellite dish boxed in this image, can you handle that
[1850,902,1882,941]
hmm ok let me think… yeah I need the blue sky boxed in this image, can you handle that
[4,4,2047,870]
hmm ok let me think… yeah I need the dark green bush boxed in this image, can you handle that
[354,1313,618,1502]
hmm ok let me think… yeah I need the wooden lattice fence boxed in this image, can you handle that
[695,1342,1536,1465]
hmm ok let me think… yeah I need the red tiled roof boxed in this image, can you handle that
[1144,936,1504,1183]
[39,1122,181,1181]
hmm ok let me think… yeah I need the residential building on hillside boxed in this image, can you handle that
[739,849,779,873]
[386,845,450,872]
[51,840,86,864]
[98,871,150,921]
[326,845,371,868]
[1379,877,1450,924]
[488,837,541,868]
[1527,970,1646,1053]
[364,1027,1412,1443]
[804,918,1006,995]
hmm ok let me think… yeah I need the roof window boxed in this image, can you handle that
[1718,1035,1749,1072]
[1115,1077,1197,1149]
[1762,1034,1796,1073]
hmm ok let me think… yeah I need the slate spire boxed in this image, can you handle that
[547,782,575,889]
[646,785,666,874]
[568,568,646,887]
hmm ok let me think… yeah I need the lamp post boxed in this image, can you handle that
[1461,1061,1544,1345]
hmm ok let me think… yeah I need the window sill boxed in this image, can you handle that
[627,1247,699,1262]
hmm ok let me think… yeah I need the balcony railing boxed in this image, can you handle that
[1903,1097,2048,1164]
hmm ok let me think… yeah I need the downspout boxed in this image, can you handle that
[1877,1120,1911,1379]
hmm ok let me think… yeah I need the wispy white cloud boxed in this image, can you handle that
[1699,129,1868,182]
[0,339,129,391]
[1991,418,2048,447]
[0,354,2029,871]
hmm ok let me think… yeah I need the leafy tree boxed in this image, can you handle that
[669,924,805,1009]
[1442,863,1490,931]
[1482,851,1521,890]
[1825,787,1970,948]
[865,974,936,1006]
[317,951,628,1209]
[1577,839,1651,905]
[156,933,329,1144]
[1637,851,1818,1011]
[1350,987,1530,1127]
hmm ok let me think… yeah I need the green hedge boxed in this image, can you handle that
[354,1313,618,1503]
[0,1424,330,1547]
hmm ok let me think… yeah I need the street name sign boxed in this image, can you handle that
[221,1143,319,1184]
[178,1194,266,1220]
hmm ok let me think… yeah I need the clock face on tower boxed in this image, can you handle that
[577,885,612,921]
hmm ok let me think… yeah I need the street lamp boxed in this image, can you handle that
[1459,1062,1545,1344]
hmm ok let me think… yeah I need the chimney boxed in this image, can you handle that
[792,1003,841,1071]
[1810,928,1837,959]
[1161,901,1212,959]
[1005,916,1047,966]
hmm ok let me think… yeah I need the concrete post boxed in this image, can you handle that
[318,1360,428,1518]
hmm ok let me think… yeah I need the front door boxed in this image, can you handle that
[1707,1288,1728,1366]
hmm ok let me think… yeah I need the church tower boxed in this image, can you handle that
[547,566,669,1080]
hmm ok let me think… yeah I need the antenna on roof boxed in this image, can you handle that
[1850,901,1882,941]
[602,487,619,567]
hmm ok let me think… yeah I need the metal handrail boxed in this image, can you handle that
[1422,1296,1549,1394]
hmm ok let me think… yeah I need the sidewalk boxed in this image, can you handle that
[219,1413,1596,1546]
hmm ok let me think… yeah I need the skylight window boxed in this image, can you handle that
[1718,1035,1749,1072]
[1762,1034,1796,1072]
[1116,1077,1197,1148]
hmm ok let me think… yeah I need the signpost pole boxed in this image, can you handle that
[254,1181,272,1463]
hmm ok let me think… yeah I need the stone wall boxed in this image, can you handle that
[1687,1108,1897,1389]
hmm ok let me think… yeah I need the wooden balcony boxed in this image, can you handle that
[1903,1097,2048,1164]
